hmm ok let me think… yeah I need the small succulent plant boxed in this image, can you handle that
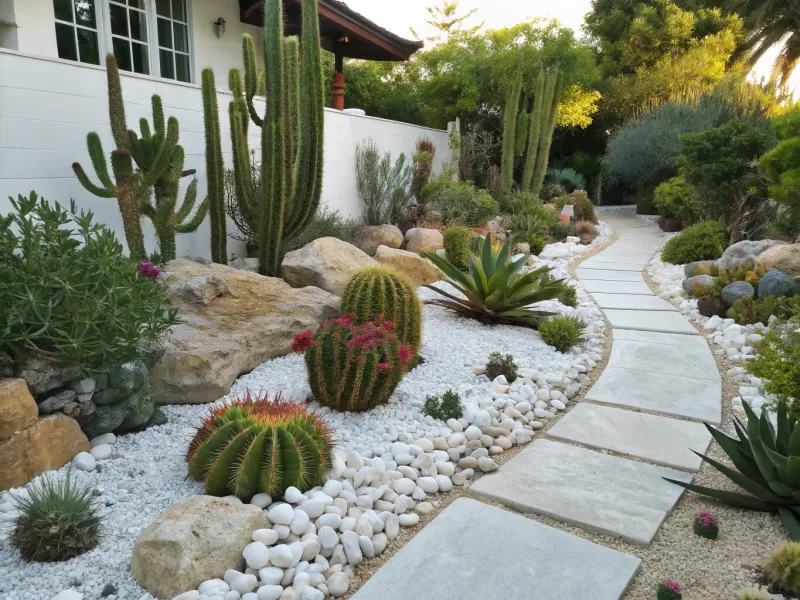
[187,395,333,500]
[657,579,682,600]
[693,509,719,539]
[764,540,800,595]
[485,352,518,382]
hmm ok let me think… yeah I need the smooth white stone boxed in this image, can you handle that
[243,542,270,569]
[268,504,295,526]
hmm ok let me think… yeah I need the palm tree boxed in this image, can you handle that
[728,0,800,89]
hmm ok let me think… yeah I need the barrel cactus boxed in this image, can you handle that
[187,395,333,500]
[341,266,422,355]
[294,315,412,412]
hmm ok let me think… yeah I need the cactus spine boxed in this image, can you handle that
[341,267,422,356]
[500,57,523,194]
[187,396,333,500]
[201,68,227,264]
[528,69,563,198]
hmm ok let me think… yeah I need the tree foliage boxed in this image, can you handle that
[759,105,800,236]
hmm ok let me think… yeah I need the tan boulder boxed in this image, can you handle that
[0,414,89,491]
[132,495,267,599]
[374,245,442,289]
[281,237,375,295]
[405,228,444,254]
[352,225,403,256]
[149,259,340,405]
[756,243,800,276]
[0,378,38,440]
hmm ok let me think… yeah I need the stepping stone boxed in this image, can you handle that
[590,293,676,311]
[608,338,719,381]
[586,366,722,423]
[350,498,641,600]
[582,280,653,295]
[604,309,699,335]
[613,328,710,348]
[470,439,693,547]
[576,269,645,282]
[580,260,646,272]
[546,403,713,471]
[591,251,655,263]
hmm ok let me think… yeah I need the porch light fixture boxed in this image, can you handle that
[214,17,226,38]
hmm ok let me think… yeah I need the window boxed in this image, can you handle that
[53,0,101,65]
[108,0,149,75]
[155,0,191,83]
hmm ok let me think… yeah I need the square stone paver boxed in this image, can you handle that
[604,309,699,335]
[546,403,712,471]
[608,338,719,381]
[590,293,677,311]
[470,439,693,547]
[586,366,722,423]
[351,498,641,600]
[582,280,653,295]
[576,268,646,282]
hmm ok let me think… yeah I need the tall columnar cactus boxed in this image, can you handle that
[201,68,227,264]
[187,396,333,500]
[500,58,524,194]
[520,70,545,193]
[227,0,324,275]
[341,266,422,356]
[528,69,563,197]
[294,315,412,412]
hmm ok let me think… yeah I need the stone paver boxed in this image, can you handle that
[604,309,699,335]
[580,260,649,271]
[575,268,646,282]
[613,328,711,348]
[546,403,713,471]
[586,366,722,423]
[470,439,693,547]
[582,280,653,295]
[608,338,720,380]
[590,293,677,311]
[351,498,641,600]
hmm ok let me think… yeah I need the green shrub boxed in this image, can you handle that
[747,325,800,416]
[764,541,800,595]
[423,176,499,225]
[563,189,596,223]
[538,315,586,352]
[284,208,359,253]
[760,105,800,237]
[422,389,463,421]
[727,296,795,325]
[504,190,539,215]
[356,139,412,225]
[549,222,577,241]
[12,472,101,562]
[485,352,518,382]
[660,221,726,264]
[559,285,578,307]
[529,235,546,256]
[546,167,586,192]
[653,175,697,222]
[443,226,472,271]
[0,193,179,372]
[505,213,550,251]
[411,138,435,202]
[529,203,559,227]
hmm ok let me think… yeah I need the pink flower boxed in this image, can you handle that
[138,260,161,280]
[384,321,394,330]
[291,330,314,353]
[398,345,412,364]
[695,510,718,528]
[663,580,681,593]
[377,363,391,371]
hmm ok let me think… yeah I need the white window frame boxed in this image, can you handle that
[151,0,194,84]
[52,0,105,66]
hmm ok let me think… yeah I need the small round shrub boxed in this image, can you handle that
[764,540,800,595]
[727,296,795,325]
[529,235,546,256]
[653,175,697,223]
[485,352,518,382]
[529,203,559,227]
[422,389,463,421]
[657,580,682,600]
[443,226,472,271]
[568,190,596,223]
[549,222,576,242]
[558,286,578,308]
[660,221,726,265]
[538,315,586,352]
[12,472,101,562]
[575,221,599,245]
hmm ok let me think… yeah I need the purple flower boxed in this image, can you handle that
[695,510,718,528]
[663,580,681,593]
[138,260,161,280]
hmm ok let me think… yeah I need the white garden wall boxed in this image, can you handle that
[0,49,451,260]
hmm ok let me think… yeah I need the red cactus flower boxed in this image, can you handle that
[398,345,412,365]
[384,320,394,330]
[138,260,161,280]
[291,330,314,352]
[377,363,391,371]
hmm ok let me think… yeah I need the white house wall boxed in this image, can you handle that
[0,47,450,260]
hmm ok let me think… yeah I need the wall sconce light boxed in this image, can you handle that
[214,17,226,38]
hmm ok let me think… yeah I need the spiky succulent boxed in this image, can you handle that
[765,541,800,595]
[187,395,333,500]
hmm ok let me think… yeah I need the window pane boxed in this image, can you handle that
[74,0,96,28]
[53,0,74,23]
[55,22,78,60]
[131,42,149,74]
[76,27,100,64]
[112,37,132,71]
[129,9,147,42]
[159,48,174,79]
[171,0,186,22]
[173,23,187,52]
[128,0,145,8]
[157,17,172,48]
[110,3,128,37]
[175,52,190,82]
[155,0,170,17]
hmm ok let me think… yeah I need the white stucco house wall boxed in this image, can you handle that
[0,0,451,259]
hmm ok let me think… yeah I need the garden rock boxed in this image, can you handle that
[405,228,444,254]
[683,261,717,277]
[0,414,89,491]
[721,281,755,306]
[682,275,715,294]
[698,297,727,318]
[758,269,796,298]
[373,245,441,288]
[227,257,260,273]
[352,225,403,256]
[281,237,375,295]
[0,378,38,440]
[79,378,154,439]
[131,495,267,599]
[718,239,784,270]
[13,352,81,395]
[149,260,339,405]
[756,243,800,276]
[37,389,77,414]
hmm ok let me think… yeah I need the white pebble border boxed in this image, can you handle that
[0,224,612,600]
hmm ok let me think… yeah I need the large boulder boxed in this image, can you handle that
[352,225,403,256]
[132,496,267,599]
[281,237,375,295]
[0,414,89,491]
[374,245,441,289]
[756,243,800,277]
[149,259,340,405]
[684,261,717,278]
[406,228,444,254]
[718,239,785,270]
[0,378,38,440]
[721,281,755,306]
[758,269,796,299]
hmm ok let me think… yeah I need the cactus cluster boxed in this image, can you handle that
[187,395,333,500]
[341,266,422,356]
[692,510,718,539]
[295,315,413,412]
[765,541,800,596]
[201,68,227,264]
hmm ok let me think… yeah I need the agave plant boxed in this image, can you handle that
[664,402,800,540]
[422,235,566,328]
[546,167,586,192]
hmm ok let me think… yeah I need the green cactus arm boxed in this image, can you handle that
[141,116,179,188]
[242,34,264,128]
[73,162,115,198]
[139,118,152,141]
[105,54,128,149]
[229,101,256,231]
[521,70,545,193]
[78,132,116,192]
[151,94,165,138]
[201,67,227,264]
[531,70,562,198]
[175,183,208,233]
[283,36,301,198]
[500,56,523,194]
